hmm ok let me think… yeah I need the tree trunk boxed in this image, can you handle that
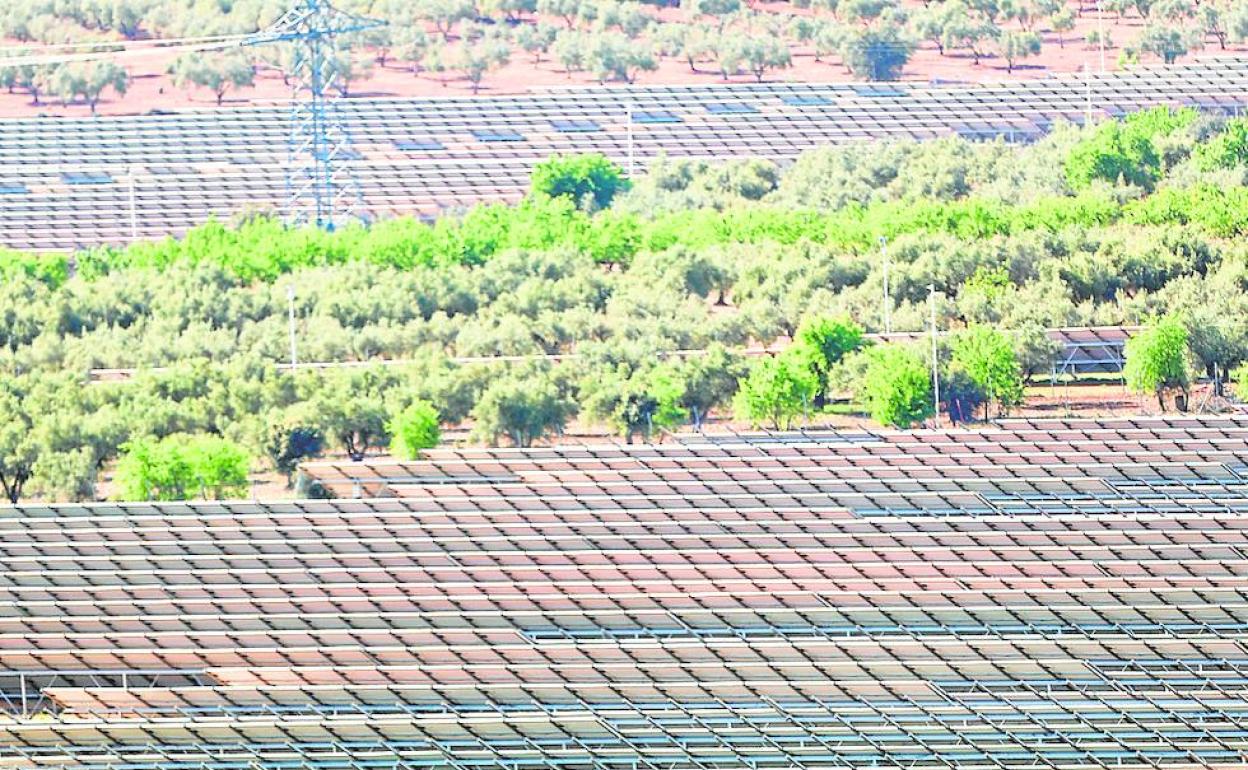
[0,470,27,504]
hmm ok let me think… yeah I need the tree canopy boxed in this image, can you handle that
[859,345,934,428]
[950,326,1025,419]
[2,109,1248,500]
[1124,316,1193,410]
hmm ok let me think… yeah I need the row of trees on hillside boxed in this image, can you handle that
[0,307,1226,505]
[6,0,1248,107]
[0,319,988,503]
[4,113,1248,501]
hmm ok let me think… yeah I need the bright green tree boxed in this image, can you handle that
[950,326,1025,420]
[1195,118,1248,170]
[185,435,251,499]
[1124,316,1192,411]
[733,352,818,430]
[860,345,934,428]
[388,400,441,459]
[789,316,865,407]
[1234,363,1248,401]
[117,434,249,501]
[1064,121,1160,190]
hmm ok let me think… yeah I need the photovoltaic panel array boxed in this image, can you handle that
[3,59,1248,250]
[4,415,1248,768]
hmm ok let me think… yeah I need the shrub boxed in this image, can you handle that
[531,153,630,211]
[733,352,818,430]
[789,316,865,406]
[1124,316,1191,411]
[388,400,441,459]
[859,345,934,428]
[950,326,1025,419]
[117,434,249,501]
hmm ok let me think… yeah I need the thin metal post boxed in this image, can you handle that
[626,104,635,177]
[929,283,940,428]
[287,284,298,369]
[19,674,27,718]
[879,235,891,334]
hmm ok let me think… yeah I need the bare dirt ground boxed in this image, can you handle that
[1,3,1232,118]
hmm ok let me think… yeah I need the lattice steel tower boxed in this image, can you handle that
[247,0,383,230]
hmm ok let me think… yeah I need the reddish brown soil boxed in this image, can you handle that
[1,3,1234,118]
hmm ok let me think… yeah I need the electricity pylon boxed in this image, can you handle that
[246,0,383,230]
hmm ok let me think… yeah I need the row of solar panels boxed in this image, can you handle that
[3,60,1248,249]
[5,417,1248,769]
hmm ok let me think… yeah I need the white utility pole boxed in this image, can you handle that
[880,236,891,334]
[287,284,298,369]
[929,283,941,428]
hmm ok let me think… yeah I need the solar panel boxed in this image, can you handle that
[4,62,1248,249]
[394,138,445,151]
[471,128,526,142]
[781,94,831,106]
[631,110,682,124]
[705,102,758,114]
[851,85,907,97]
[60,171,113,185]
[549,119,601,132]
